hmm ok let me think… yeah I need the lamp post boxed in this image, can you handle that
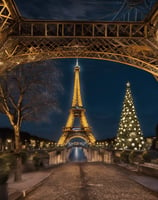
[7,139,12,151]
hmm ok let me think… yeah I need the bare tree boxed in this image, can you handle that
[0,61,62,181]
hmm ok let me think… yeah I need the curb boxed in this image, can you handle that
[8,164,64,200]
[8,171,52,200]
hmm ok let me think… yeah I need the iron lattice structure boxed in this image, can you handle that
[58,60,96,146]
[0,0,158,79]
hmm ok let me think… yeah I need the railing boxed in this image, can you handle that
[12,21,147,38]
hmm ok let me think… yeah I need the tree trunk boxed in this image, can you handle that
[14,125,22,182]
[14,126,21,153]
[0,183,8,200]
[14,155,22,182]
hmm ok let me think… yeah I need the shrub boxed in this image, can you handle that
[33,153,41,170]
[120,151,129,163]
[128,151,141,164]
[129,151,135,164]
[20,151,28,164]
[0,157,10,184]
[0,153,16,184]
[142,151,151,163]
[56,151,61,155]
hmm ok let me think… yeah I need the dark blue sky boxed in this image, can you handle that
[1,59,158,140]
[14,0,157,21]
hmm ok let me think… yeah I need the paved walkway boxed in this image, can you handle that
[8,163,158,200]
[7,163,158,200]
[8,169,53,200]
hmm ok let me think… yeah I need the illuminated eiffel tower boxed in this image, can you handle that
[57,60,96,146]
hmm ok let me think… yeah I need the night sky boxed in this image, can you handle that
[0,1,157,141]
[14,0,157,21]
[1,59,158,141]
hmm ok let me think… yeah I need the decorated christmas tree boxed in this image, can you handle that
[115,82,146,151]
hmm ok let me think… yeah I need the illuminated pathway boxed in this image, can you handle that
[26,163,158,200]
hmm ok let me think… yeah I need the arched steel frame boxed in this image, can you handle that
[0,0,158,79]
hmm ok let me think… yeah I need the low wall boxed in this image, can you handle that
[86,148,113,163]
[49,149,68,165]
[139,163,158,178]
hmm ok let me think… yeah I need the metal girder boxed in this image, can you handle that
[0,1,157,80]
[0,37,157,77]
[0,0,19,31]
[14,21,146,38]
[0,0,20,49]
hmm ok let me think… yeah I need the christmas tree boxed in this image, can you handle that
[115,82,145,151]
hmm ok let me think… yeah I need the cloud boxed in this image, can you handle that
[15,0,157,21]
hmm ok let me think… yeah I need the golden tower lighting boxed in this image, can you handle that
[57,60,96,146]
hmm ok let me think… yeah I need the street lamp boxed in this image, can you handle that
[6,139,12,151]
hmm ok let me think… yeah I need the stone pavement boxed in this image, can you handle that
[7,163,158,200]
[8,169,53,200]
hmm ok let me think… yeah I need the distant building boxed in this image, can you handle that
[0,127,56,151]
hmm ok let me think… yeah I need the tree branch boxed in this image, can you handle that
[0,85,10,113]
[9,96,18,111]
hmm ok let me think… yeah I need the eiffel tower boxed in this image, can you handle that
[57,60,96,146]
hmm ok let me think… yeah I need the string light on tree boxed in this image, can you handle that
[115,82,146,151]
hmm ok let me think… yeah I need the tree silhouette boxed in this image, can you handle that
[0,61,62,181]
